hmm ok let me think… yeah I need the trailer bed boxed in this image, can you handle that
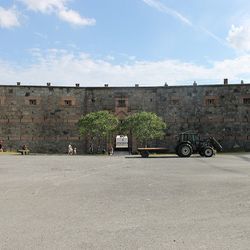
[137,147,169,157]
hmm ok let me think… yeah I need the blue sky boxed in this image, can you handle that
[1,0,250,86]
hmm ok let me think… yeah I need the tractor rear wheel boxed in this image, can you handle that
[204,147,214,157]
[178,144,192,157]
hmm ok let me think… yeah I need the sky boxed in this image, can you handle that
[1,0,250,86]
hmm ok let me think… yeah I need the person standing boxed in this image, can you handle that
[108,144,114,156]
[68,144,73,155]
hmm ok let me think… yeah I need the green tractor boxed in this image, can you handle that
[175,132,222,158]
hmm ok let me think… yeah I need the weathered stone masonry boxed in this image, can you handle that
[0,83,249,153]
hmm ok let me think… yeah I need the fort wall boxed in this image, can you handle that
[0,83,249,153]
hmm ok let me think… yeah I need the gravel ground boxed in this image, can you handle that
[0,153,250,250]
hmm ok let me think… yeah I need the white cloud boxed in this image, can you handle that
[19,0,68,13]
[0,49,250,86]
[19,0,96,26]
[58,9,95,26]
[105,55,115,61]
[0,6,20,28]
[227,22,250,52]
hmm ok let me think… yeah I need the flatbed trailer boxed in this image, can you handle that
[137,148,169,158]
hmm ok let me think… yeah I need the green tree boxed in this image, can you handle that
[123,112,167,147]
[78,111,119,152]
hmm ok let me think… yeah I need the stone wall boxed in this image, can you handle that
[155,85,250,151]
[0,86,86,153]
[0,83,249,153]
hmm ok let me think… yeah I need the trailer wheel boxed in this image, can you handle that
[178,144,192,157]
[140,151,149,158]
[204,147,214,157]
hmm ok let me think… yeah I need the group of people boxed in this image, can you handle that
[68,144,77,155]
[68,143,114,155]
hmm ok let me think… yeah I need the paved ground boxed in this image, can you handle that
[1,153,250,250]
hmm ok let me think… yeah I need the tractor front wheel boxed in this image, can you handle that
[203,147,214,157]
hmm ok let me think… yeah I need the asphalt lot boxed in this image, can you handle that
[0,153,250,250]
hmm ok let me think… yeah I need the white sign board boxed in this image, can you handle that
[116,135,128,148]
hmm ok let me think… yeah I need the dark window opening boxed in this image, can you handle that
[117,99,126,107]
[8,89,13,94]
[29,99,37,105]
[64,100,72,106]
[206,99,216,106]
[243,98,250,105]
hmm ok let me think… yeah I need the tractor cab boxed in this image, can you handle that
[178,132,200,150]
